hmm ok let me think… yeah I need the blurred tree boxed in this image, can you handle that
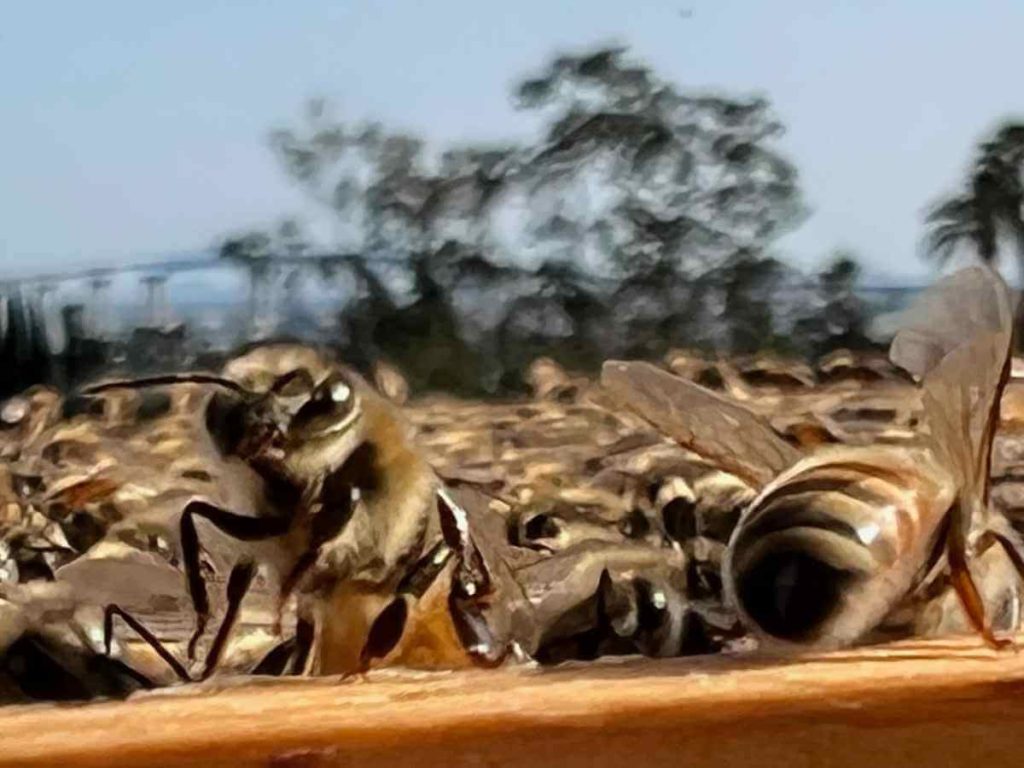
[513,45,805,280]
[709,249,788,354]
[269,100,517,256]
[924,121,1024,342]
[1,289,45,397]
[328,252,397,370]
[494,259,609,391]
[925,122,1024,270]
[371,243,493,395]
[219,231,276,334]
[791,252,873,357]
[278,218,308,258]
[267,102,524,392]
[243,44,810,393]
[610,258,699,358]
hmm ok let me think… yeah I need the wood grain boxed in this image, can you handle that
[2,634,1024,768]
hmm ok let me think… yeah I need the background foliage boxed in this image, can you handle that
[218,45,876,395]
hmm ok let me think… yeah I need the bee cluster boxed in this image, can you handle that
[1,265,1023,704]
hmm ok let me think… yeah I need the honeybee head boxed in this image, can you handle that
[282,370,365,480]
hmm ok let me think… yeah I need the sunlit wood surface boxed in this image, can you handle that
[2,634,1023,768]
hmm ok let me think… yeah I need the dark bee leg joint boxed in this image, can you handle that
[180,501,292,660]
[948,523,1014,650]
[981,516,1024,642]
[274,551,317,635]
[255,615,316,676]
[981,516,1024,574]
[200,561,257,680]
[358,596,409,672]
[180,506,211,661]
[292,616,315,674]
[103,604,192,682]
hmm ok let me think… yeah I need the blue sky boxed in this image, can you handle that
[3,0,1022,282]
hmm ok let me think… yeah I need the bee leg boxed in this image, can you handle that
[981,515,1024,576]
[273,551,318,635]
[103,604,192,682]
[97,655,159,693]
[947,522,1014,649]
[249,615,314,677]
[180,500,291,660]
[271,483,357,636]
[358,596,410,672]
[286,615,315,675]
[978,516,1024,637]
[200,560,256,681]
[251,638,295,676]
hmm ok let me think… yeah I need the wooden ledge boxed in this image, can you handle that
[2,635,1023,768]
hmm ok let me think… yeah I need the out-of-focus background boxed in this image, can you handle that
[3,1,1022,398]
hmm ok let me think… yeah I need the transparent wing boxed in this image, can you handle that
[437,486,541,664]
[600,361,802,488]
[889,265,1015,523]
[889,266,1013,382]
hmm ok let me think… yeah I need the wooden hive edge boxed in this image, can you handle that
[1,633,1023,768]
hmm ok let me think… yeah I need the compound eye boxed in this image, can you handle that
[289,372,358,435]
[330,380,352,404]
[317,372,355,411]
[1,398,28,426]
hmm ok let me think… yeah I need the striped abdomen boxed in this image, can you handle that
[724,445,955,649]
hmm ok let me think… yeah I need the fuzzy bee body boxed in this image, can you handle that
[603,264,1024,650]
[724,445,954,648]
[0,343,452,686]
[298,376,444,674]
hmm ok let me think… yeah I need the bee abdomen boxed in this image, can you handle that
[726,450,948,647]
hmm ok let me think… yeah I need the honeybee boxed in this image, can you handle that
[437,479,703,665]
[0,385,62,461]
[0,570,308,702]
[602,265,1024,650]
[0,582,153,703]
[5,344,447,684]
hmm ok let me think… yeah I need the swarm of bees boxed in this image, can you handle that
[0,265,1022,704]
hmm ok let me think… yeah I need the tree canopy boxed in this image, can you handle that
[213,44,873,395]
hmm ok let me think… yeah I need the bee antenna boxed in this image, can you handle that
[83,373,250,396]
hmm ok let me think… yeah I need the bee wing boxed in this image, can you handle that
[889,265,1015,520]
[600,361,802,488]
[436,486,542,663]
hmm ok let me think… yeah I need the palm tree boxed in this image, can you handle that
[925,122,1024,272]
[925,122,1024,340]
